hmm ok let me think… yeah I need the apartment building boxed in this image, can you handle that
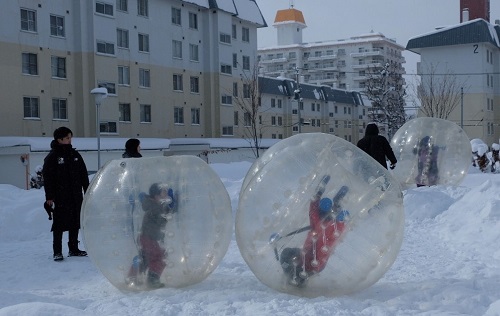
[0,0,266,138]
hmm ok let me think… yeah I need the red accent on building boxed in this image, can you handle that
[460,0,490,22]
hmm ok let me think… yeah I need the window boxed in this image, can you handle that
[172,40,182,59]
[51,56,66,78]
[278,99,282,108]
[232,24,237,39]
[221,95,232,105]
[221,64,232,75]
[100,121,117,134]
[117,0,128,12]
[117,29,129,48]
[234,111,239,125]
[271,99,275,108]
[50,15,64,37]
[220,33,231,44]
[174,107,184,124]
[242,27,249,42]
[98,81,116,94]
[119,103,131,122]
[271,116,276,126]
[173,74,183,91]
[52,98,67,120]
[171,7,181,25]
[222,126,233,136]
[311,103,315,111]
[242,56,250,70]
[189,12,197,29]
[189,44,199,61]
[118,66,130,85]
[96,2,113,16]
[190,76,199,93]
[23,97,39,118]
[140,104,151,122]
[191,108,200,125]
[244,112,251,126]
[233,53,238,68]
[97,41,115,55]
[22,53,37,75]
[137,0,148,17]
[243,84,250,98]
[139,68,150,88]
[233,82,238,97]
[138,33,149,52]
[278,116,283,126]
[21,8,37,32]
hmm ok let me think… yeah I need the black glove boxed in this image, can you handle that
[43,201,53,220]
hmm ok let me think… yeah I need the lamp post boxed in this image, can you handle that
[90,87,108,169]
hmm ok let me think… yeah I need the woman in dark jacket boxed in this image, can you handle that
[43,127,89,261]
[122,138,142,158]
[357,123,397,170]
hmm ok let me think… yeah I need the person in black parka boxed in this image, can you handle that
[43,127,89,261]
[357,123,397,170]
[122,138,142,158]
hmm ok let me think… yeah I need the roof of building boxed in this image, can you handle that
[183,0,267,27]
[406,18,500,54]
[274,8,306,26]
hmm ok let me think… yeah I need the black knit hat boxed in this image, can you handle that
[53,126,73,140]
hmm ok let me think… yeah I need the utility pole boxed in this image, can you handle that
[294,67,302,133]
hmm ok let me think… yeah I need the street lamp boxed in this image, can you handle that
[90,87,108,169]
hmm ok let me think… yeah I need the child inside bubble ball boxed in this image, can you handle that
[277,176,349,287]
[414,136,440,187]
[126,182,175,289]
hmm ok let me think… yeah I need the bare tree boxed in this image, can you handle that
[363,62,408,139]
[412,63,465,119]
[232,63,263,158]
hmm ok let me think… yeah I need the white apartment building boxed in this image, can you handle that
[0,0,266,138]
[257,8,406,93]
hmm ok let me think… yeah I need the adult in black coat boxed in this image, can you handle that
[357,123,397,170]
[122,138,142,158]
[43,127,89,261]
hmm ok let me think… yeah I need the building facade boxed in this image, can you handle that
[0,0,267,138]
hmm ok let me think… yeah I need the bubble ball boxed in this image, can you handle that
[236,133,404,298]
[390,117,471,188]
[81,155,232,291]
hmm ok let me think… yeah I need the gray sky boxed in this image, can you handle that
[255,0,500,76]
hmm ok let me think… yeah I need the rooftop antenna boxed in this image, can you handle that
[289,0,294,8]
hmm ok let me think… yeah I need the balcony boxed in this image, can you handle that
[350,49,384,58]
[259,57,288,64]
[306,53,338,61]
[351,62,383,70]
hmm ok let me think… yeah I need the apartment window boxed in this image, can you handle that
[140,104,151,122]
[278,116,283,126]
[22,53,38,75]
[221,95,232,105]
[289,52,296,59]
[233,82,238,97]
[271,99,276,108]
[220,64,232,75]
[100,121,117,134]
[139,68,150,87]
[190,76,199,93]
[191,108,200,125]
[23,97,39,118]
[119,103,131,122]
[173,74,183,91]
[117,29,129,48]
[271,116,276,126]
[234,111,239,126]
[50,15,65,37]
[137,0,148,17]
[20,8,37,32]
[174,107,184,124]
[52,98,67,120]
[51,56,66,78]
[244,112,251,126]
[171,7,181,25]
[242,27,249,42]
[189,44,199,61]
[98,81,116,94]
[220,33,231,44]
[96,2,113,16]
[172,40,182,59]
[278,99,282,108]
[97,41,115,55]
[243,84,250,98]
[117,0,128,12]
[311,103,315,111]
[118,66,130,85]
[138,33,149,52]
[233,53,238,68]
[189,12,197,29]
[222,126,233,136]
[232,24,237,39]
[242,55,250,70]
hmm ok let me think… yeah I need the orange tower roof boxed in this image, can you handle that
[274,8,306,25]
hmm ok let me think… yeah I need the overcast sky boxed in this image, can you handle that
[255,0,500,76]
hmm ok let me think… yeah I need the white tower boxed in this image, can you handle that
[273,7,307,45]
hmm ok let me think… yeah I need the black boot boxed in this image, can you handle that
[147,271,165,289]
[68,241,87,257]
[53,231,64,261]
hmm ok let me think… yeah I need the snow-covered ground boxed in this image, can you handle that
[1,162,500,316]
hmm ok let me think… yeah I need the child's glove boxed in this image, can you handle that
[167,188,175,208]
[336,210,350,222]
